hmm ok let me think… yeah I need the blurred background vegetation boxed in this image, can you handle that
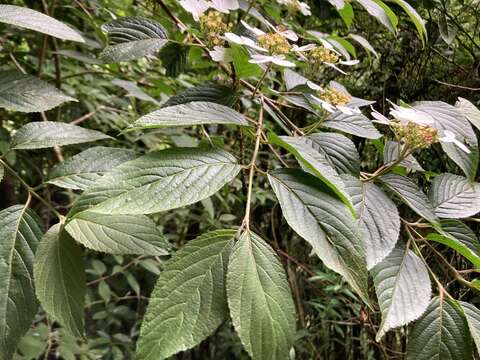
[0,0,478,358]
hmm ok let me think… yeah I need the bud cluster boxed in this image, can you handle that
[258,33,291,54]
[310,46,339,64]
[200,11,233,47]
[319,86,351,106]
[391,121,438,149]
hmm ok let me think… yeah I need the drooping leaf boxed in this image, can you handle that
[438,13,457,46]
[383,141,423,171]
[337,3,354,27]
[11,122,111,150]
[0,71,76,113]
[356,0,396,32]
[0,5,84,42]
[372,247,431,340]
[70,147,240,216]
[227,231,296,360]
[34,224,85,338]
[456,97,480,131]
[0,205,42,359]
[380,173,439,225]
[47,147,137,190]
[269,134,354,213]
[65,212,169,255]
[427,220,480,269]
[268,169,369,303]
[459,301,480,355]
[163,83,239,108]
[349,34,379,58]
[414,101,479,179]
[429,173,480,219]
[159,42,188,77]
[342,175,400,269]
[407,297,472,360]
[387,0,427,46]
[127,102,248,131]
[100,17,168,63]
[112,79,159,104]
[283,69,308,91]
[323,111,382,139]
[136,230,235,360]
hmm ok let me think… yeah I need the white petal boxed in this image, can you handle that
[211,0,239,13]
[271,57,296,67]
[292,43,316,52]
[338,106,360,115]
[340,59,360,66]
[242,37,268,52]
[299,2,312,15]
[452,139,471,153]
[306,80,322,91]
[278,29,298,42]
[179,0,209,21]
[311,95,336,113]
[390,107,435,125]
[370,106,390,124]
[439,129,456,142]
[249,54,274,64]
[209,46,232,62]
[224,32,244,44]
[324,62,347,74]
[241,20,266,36]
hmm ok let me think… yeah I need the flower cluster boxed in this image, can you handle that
[199,10,233,47]
[277,0,311,15]
[179,0,239,21]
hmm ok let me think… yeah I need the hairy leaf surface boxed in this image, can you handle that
[459,301,480,355]
[163,83,239,108]
[0,205,42,360]
[456,97,480,131]
[383,141,423,171]
[227,231,296,360]
[137,230,235,360]
[323,111,382,139]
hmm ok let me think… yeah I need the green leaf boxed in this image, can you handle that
[387,0,427,46]
[459,301,480,355]
[159,42,188,77]
[356,0,396,32]
[65,212,169,255]
[456,97,480,131]
[338,3,354,28]
[414,101,479,180]
[372,247,431,341]
[380,174,439,225]
[127,101,248,131]
[100,17,168,63]
[227,231,296,360]
[268,169,369,303]
[47,147,137,190]
[407,297,472,360]
[342,175,400,269]
[112,79,160,104]
[383,141,423,171]
[11,122,111,150]
[269,134,354,213]
[70,147,240,216]
[349,34,379,58]
[0,5,84,42]
[429,173,480,219]
[136,230,235,360]
[427,220,480,269]
[34,224,86,338]
[163,83,239,108]
[229,44,263,78]
[0,71,76,113]
[0,205,42,360]
[324,111,382,139]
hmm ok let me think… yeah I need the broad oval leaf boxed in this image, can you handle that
[407,297,472,360]
[127,102,248,131]
[349,34,379,58]
[456,97,480,131]
[427,220,480,269]
[268,169,369,303]
[387,0,427,46]
[323,111,382,139]
[0,5,84,42]
[47,147,137,190]
[459,301,480,355]
[227,231,296,360]
[380,173,439,225]
[356,0,396,32]
[100,17,168,62]
[34,224,85,338]
[70,147,240,215]
[372,247,431,340]
[11,122,111,150]
[65,212,169,255]
[136,230,235,360]
[342,175,400,269]
[0,205,42,359]
[429,173,480,219]
[383,141,423,171]
[414,101,479,179]
[0,71,77,113]
[163,83,239,108]
[269,134,354,214]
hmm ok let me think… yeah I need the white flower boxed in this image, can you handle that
[370,106,390,124]
[224,32,267,52]
[209,46,233,62]
[439,130,471,153]
[306,81,358,114]
[211,0,239,13]
[242,20,298,42]
[276,0,311,16]
[389,105,435,125]
[179,0,209,21]
[249,54,296,67]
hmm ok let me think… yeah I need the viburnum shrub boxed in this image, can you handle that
[0,0,480,359]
